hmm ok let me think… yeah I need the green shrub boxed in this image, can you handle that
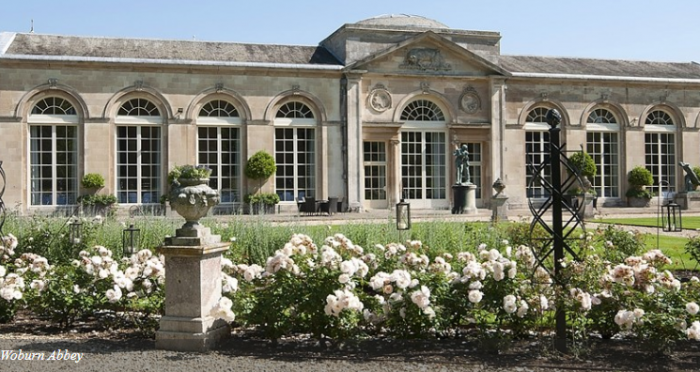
[625,188,654,199]
[569,151,597,178]
[244,192,280,205]
[168,165,212,184]
[628,166,653,187]
[244,151,276,187]
[78,194,117,206]
[81,173,105,189]
[684,236,700,265]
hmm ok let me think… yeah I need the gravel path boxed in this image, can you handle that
[1,333,699,372]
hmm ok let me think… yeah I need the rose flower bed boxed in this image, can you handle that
[1,224,700,355]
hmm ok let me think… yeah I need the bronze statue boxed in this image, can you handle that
[453,144,471,185]
[679,161,700,191]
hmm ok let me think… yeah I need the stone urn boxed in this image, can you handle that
[168,178,220,228]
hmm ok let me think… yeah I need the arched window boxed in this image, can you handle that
[274,101,315,202]
[116,98,162,204]
[526,107,549,123]
[525,106,553,198]
[118,98,159,116]
[29,97,79,206]
[645,110,674,125]
[400,99,445,121]
[199,100,239,118]
[276,101,314,119]
[399,100,447,206]
[586,108,620,198]
[644,109,676,195]
[31,97,77,115]
[197,100,242,205]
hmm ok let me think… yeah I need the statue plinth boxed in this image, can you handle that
[491,194,509,222]
[156,178,230,352]
[452,183,477,215]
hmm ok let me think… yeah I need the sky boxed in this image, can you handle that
[1,0,699,63]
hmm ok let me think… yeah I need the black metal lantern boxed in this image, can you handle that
[663,201,682,232]
[122,224,141,255]
[69,218,82,245]
[396,199,411,230]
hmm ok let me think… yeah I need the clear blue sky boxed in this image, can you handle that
[1,0,698,63]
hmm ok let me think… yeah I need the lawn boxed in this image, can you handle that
[594,216,698,271]
[597,216,700,230]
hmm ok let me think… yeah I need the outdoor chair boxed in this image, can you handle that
[295,197,304,214]
[318,197,338,215]
[336,197,345,213]
[299,197,316,216]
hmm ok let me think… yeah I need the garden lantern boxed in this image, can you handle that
[396,199,411,230]
[69,218,82,244]
[662,201,682,232]
[122,224,141,255]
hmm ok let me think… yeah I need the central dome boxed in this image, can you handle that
[354,14,449,29]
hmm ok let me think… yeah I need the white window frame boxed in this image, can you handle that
[586,109,620,198]
[274,101,316,203]
[363,141,387,201]
[115,99,162,205]
[28,97,79,207]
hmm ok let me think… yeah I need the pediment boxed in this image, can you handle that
[346,32,509,77]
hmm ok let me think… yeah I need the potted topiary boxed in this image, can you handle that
[81,173,105,191]
[78,194,117,216]
[626,166,654,207]
[567,151,598,218]
[78,173,116,215]
[244,151,277,214]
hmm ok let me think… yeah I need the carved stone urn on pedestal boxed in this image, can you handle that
[157,171,231,352]
[168,178,220,229]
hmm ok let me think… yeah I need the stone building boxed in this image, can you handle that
[1,14,700,215]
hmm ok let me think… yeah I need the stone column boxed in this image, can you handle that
[345,73,363,212]
[156,226,230,352]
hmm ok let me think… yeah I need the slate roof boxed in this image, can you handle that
[500,55,700,80]
[1,33,341,66]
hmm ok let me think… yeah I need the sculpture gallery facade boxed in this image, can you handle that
[1,14,700,214]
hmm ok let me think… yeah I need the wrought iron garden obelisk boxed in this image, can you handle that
[527,109,586,353]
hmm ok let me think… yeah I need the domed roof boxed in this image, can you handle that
[354,14,449,29]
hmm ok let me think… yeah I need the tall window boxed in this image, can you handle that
[116,98,161,204]
[197,100,241,204]
[274,101,315,202]
[363,141,386,200]
[525,107,551,198]
[29,97,78,206]
[400,100,447,201]
[644,110,676,195]
[586,108,620,197]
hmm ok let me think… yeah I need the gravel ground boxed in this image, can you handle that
[1,332,700,372]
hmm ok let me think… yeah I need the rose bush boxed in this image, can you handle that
[2,223,700,354]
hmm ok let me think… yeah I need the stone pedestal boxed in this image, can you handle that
[452,184,477,215]
[675,191,700,210]
[491,194,509,222]
[156,225,231,352]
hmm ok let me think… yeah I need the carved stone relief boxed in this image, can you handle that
[368,85,392,112]
[400,48,451,71]
[459,86,481,113]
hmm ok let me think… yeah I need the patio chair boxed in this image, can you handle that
[319,197,338,216]
[299,197,316,216]
[295,197,305,214]
[336,197,345,213]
